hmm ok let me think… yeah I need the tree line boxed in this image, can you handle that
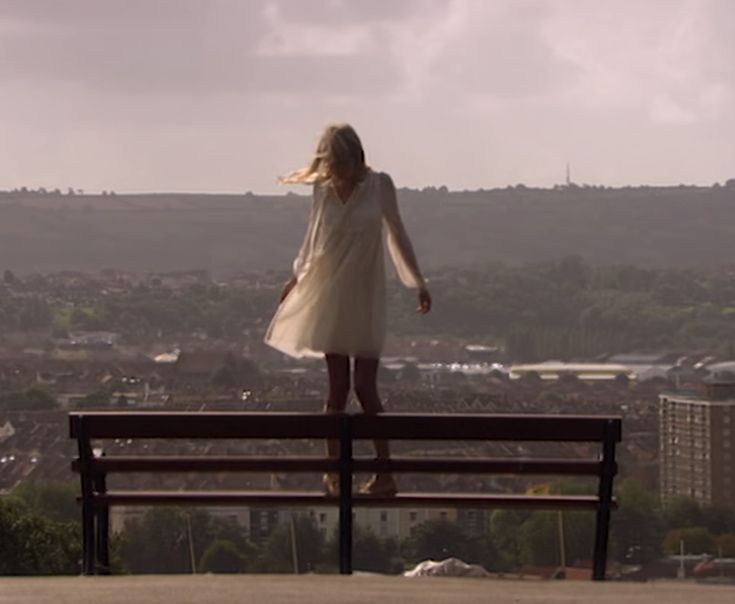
[3,479,734,575]
[4,259,735,362]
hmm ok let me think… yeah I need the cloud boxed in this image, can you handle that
[542,0,734,122]
[0,0,732,193]
[267,0,440,26]
[0,0,410,96]
[0,2,263,92]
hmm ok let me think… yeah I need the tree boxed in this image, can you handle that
[350,526,387,572]
[198,539,244,573]
[325,526,402,574]
[0,499,80,575]
[701,504,735,535]
[257,514,325,573]
[663,496,704,529]
[488,483,596,569]
[610,479,663,563]
[0,388,57,411]
[488,509,530,568]
[119,507,215,574]
[404,519,478,564]
[10,480,79,524]
[517,512,559,566]
[555,255,590,290]
[74,390,111,409]
[663,527,716,555]
[18,296,52,330]
[716,534,735,557]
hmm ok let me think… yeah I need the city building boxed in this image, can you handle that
[659,367,735,506]
[308,506,457,541]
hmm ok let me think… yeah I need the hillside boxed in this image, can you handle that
[1,184,734,276]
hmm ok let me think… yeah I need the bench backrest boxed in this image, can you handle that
[69,411,622,580]
[69,411,621,443]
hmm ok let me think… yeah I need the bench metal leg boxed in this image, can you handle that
[593,431,617,581]
[95,472,110,575]
[81,476,97,575]
[593,494,612,580]
[77,419,97,575]
[338,415,353,575]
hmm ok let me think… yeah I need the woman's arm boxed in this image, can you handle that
[379,173,431,313]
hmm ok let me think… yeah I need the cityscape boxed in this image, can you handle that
[2,1,735,601]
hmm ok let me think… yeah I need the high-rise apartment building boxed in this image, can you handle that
[659,375,735,506]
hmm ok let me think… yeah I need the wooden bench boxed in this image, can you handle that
[69,411,621,579]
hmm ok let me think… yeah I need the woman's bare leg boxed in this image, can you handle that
[354,356,390,459]
[324,353,350,460]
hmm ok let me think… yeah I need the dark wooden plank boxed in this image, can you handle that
[353,493,615,510]
[71,456,603,476]
[352,457,604,475]
[94,490,335,506]
[93,490,614,510]
[70,412,621,442]
[352,414,622,442]
[69,412,343,439]
[72,456,338,473]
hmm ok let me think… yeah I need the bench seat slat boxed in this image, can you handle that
[354,457,603,475]
[93,490,613,510]
[71,456,603,475]
[72,456,338,473]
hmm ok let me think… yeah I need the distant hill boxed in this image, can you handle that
[1,184,734,276]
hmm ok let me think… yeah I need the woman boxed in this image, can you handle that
[264,123,431,496]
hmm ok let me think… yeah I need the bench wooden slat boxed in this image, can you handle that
[69,412,621,442]
[69,412,343,439]
[353,457,604,475]
[93,490,613,510]
[352,414,622,442]
[71,456,339,473]
[71,455,603,476]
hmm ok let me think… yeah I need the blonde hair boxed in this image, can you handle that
[280,123,366,185]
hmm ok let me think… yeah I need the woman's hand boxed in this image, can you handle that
[417,287,432,314]
[279,276,298,304]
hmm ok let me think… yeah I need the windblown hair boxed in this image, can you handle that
[280,123,366,185]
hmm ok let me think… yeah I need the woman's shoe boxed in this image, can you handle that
[358,473,397,497]
[323,473,340,497]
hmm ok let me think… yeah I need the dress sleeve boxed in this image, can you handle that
[379,172,426,289]
[292,184,319,278]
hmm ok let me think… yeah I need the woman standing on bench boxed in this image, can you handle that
[264,123,431,496]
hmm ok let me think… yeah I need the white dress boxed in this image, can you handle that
[264,169,426,359]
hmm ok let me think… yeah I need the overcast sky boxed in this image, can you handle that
[1,0,733,193]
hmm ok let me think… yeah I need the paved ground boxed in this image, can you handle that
[1,575,734,604]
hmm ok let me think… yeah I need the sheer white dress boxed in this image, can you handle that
[264,169,426,359]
